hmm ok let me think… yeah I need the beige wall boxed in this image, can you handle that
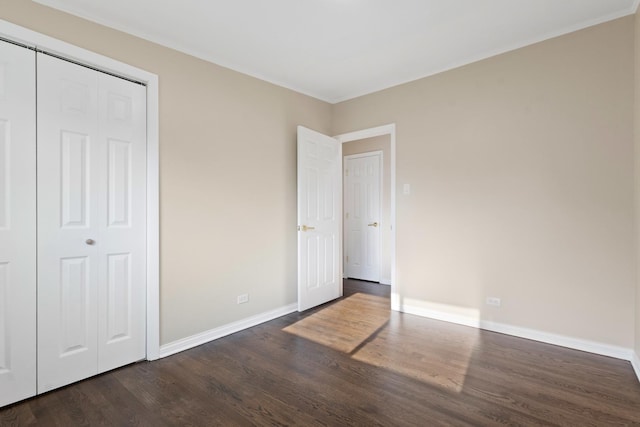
[334,17,636,348]
[635,9,640,358]
[343,136,392,284]
[0,0,331,345]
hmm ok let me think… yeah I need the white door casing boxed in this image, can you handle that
[297,126,342,311]
[37,53,146,393]
[344,153,381,282]
[0,40,37,407]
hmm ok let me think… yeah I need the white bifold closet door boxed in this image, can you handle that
[37,53,147,393]
[0,40,37,407]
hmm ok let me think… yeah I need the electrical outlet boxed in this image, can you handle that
[237,293,249,304]
[486,297,501,307]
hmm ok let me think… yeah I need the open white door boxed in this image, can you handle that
[297,126,342,311]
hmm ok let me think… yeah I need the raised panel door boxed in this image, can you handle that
[37,53,100,392]
[297,126,341,311]
[345,153,381,282]
[0,40,36,406]
[37,53,147,392]
[97,72,146,373]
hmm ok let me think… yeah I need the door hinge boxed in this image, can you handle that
[345,169,349,176]
[346,212,349,219]
[346,256,349,263]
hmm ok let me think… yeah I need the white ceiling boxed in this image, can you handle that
[34,0,639,103]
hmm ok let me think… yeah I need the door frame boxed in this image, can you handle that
[335,124,398,310]
[0,19,161,360]
[343,151,383,283]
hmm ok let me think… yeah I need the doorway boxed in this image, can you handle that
[336,124,397,309]
[296,124,396,312]
[343,150,385,283]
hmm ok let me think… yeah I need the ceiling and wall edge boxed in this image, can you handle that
[32,0,640,104]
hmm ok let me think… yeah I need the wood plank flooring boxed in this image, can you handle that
[2,279,640,426]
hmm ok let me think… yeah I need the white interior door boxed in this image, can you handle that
[37,53,100,392]
[37,53,146,393]
[344,153,381,282]
[0,40,37,407]
[297,126,342,311]
[97,67,147,373]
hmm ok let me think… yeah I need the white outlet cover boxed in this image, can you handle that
[403,184,411,195]
[486,297,501,307]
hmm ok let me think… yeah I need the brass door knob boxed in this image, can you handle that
[368,222,379,227]
[85,239,95,245]
[299,225,316,232]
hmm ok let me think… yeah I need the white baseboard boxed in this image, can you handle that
[159,303,298,358]
[400,303,632,361]
[478,319,632,361]
[401,304,481,329]
[632,352,640,382]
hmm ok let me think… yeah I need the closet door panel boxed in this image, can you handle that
[97,72,146,372]
[37,53,100,393]
[0,40,37,407]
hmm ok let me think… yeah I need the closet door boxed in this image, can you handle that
[37,53,100,392]
[0,41,37,407]
[37,54,146,393]
[97,69,147,374]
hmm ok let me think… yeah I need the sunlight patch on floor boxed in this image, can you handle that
[284,292,479,393]
[283,293,390,354]
[350,318,479,393]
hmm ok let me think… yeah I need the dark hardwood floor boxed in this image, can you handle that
[2,279,640,426]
